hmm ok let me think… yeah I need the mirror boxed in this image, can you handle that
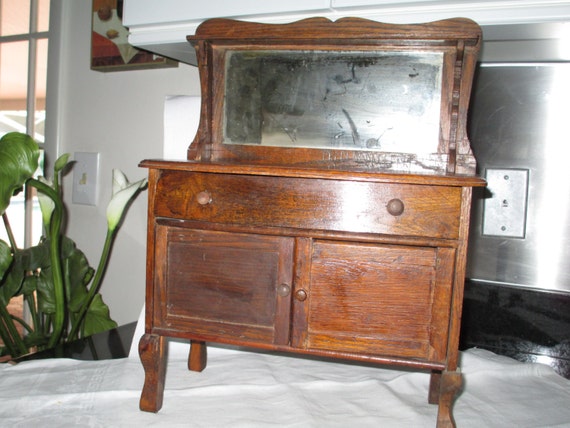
[223,49,444,153]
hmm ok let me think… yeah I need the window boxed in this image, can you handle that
[0,0,50,336]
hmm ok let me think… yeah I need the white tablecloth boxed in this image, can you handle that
[1,315,569,427]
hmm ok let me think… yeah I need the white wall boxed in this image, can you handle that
[50,0,200,326]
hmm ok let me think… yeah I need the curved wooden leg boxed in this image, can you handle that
[428,371,442,404]
[436,370,463,428]
[188,340,207,372]
[139,333,167,413]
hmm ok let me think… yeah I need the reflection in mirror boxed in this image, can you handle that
[223,50,443,153]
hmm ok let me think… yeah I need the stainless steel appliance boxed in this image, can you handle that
[467,22,570,295]
[462,22,570,378]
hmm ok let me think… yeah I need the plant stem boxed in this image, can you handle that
[9,313,33,334]
[68,228,116,341]
[24,292,39,334]
[0,302,28,356]
[28,179,65,349]
[2,213,18,252]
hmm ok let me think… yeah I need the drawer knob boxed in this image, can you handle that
[196,190,212,205]
[276,284,291,297]
[295,289,308,302]
[386,198,405,216]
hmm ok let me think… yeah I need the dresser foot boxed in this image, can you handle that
[435,370,463,428]
[189,340,207,372]
[428,371,442,404]
[139,333,167,413]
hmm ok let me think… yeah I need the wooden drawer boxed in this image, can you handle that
[154,170,461,239]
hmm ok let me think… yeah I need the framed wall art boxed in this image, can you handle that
[91,0,178,72]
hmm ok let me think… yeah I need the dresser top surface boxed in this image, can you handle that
[140,159,485,187]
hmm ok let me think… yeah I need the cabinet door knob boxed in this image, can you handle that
[295,289,308,301]
[386,198,405,216]
[276,284,291,297]
[196,190,212,205]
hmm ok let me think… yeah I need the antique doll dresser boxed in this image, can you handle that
[139,17,485,427]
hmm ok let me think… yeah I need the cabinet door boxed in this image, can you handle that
[293,240,455,363]
[153,225,294,346]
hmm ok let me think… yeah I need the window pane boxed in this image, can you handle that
[0,41,29,115]
[0,0,31,36]
[38,0,50,32]
[35,38,48,142]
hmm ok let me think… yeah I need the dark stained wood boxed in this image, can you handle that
[139,17,485,428]
[188,340,207,372]
[305,241,452,360]
[429,371,443,404]
[190,17,481,42]
[139,333,167,412]
[152,170,463,239]
[436,371,464,427]
[186,17,481,175]
[139,159,486,187]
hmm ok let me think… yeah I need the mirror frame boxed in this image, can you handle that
[188,17,481,175]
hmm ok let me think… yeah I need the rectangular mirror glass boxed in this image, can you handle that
[223,50,443,153]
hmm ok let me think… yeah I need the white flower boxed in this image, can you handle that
[106,169,147,232]
[37,176,55,227]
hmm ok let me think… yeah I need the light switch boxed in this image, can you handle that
[482,168,529,238]
[72,152,99,206]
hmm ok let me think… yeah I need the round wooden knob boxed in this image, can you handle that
[386,198,404,216]
[295,289,308,302]
[276,284,291,297]
[196,190,212,205]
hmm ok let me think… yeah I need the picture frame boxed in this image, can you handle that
[91,0,178,72]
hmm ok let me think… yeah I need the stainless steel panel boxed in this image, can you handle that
[467,61,570,293]
[480,22,570,62]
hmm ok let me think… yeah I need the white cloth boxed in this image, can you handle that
[1,314,569,427]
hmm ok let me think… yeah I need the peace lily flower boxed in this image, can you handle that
[36,176,55,228]
[106,169,147,232]
[68,168,147,342]
[0,136,149,357]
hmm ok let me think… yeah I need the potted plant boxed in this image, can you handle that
[0,132,147,360]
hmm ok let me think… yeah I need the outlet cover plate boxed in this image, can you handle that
[483,168,529,238]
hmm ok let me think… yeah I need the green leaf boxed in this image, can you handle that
[36,267,56,314]
[23,329,49,349]
[81,294,117,337]
[0,240,12,281]
[54,153,71,173]
[0,240,51,306]
[20,273,39,296]
[20,240,51,271]
[0,240,15,306]
[0,257,23,306]
[62,237,94,310]
[0,132,40,215]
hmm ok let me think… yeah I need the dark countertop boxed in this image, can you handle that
[13,322,137,362]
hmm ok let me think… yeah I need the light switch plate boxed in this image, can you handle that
[72,152,99,206]
[482,168,529,238]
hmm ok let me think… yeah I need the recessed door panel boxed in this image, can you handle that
[303,240,454,362]
[154,226,294,345]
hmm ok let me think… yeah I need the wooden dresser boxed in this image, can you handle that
[139,17,485,427]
